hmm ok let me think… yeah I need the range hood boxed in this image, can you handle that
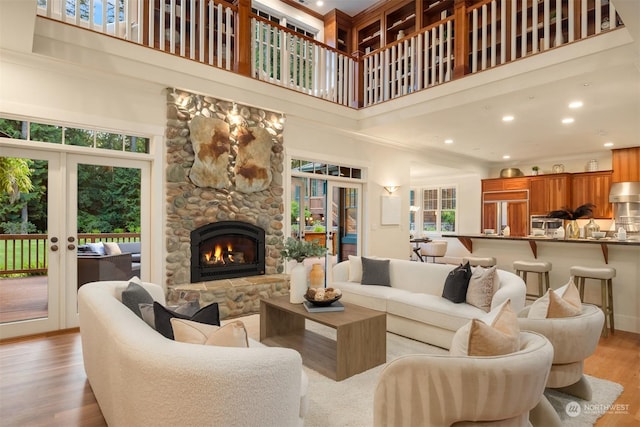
[609,181,640,237]
[609,182,640,203]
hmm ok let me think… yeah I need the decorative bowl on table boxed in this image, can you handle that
[304,288,342,307]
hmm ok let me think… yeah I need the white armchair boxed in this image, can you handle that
[518,304,604,427]
[373,331,553,427]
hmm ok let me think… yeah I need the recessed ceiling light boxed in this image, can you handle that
[569,101,583,109]
[503,155,510,159]
[444,139,453,144]
[502,115,514,122]
[316,0,324,6]
[562,118,575,124]
[604,142,614,147]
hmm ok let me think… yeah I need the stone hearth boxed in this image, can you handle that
[166,274,289,319]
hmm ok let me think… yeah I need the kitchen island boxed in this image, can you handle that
[440,234,640,334]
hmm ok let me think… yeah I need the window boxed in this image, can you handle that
[0,117,150,154]
[420,186,457,233]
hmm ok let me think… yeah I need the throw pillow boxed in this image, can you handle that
[139,303,155,328]
[348,255,363,282]
[154,301,220,340]
[442,262,472,303]
[86,242,106,255]
[103,242,122,255]
[527,279,582,319]
[121,280,154,319]
[171,319,249,347]
[361,257,391,287]
[466,266,499,312]
[450,299,520,357]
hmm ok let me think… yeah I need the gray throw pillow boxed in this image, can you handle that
[121,281,154,319]
[361,257,391,287]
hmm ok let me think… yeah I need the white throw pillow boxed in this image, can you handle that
[348,255,363,282]
[103,242,122,255]
[465,266,499,312]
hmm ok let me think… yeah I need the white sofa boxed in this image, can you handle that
[331,258,526,349]
[78,281,308,427]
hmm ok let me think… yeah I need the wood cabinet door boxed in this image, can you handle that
[528,177,547,215]
[507,201,528,237]
[528,175,570,216]
[482,202,497,231]
[612,147,640,183]
[572,171,613,218]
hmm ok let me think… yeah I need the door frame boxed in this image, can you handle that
[64,154,151,327]
[0,147,63,338]
[0,145,154,338]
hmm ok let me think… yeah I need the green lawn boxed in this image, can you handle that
[0,239,47,272]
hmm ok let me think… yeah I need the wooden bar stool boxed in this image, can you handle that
[570,266,616,336]
[513,260,552,301]
[462,256,496,267]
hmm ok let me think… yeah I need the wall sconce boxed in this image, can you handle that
[383,185,399,194]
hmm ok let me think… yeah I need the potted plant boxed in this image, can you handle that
[281,237,327,263]
[281,237,327,303]
[532,166,539,176]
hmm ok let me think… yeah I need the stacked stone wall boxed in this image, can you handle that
[164,89,286,296]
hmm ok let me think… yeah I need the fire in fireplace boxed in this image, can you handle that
[190,221,265,282]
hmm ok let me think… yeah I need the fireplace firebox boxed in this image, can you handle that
[190,221,265,282]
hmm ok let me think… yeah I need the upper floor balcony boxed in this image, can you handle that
[36,0,625,109]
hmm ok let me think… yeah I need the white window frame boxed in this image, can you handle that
[416,185,458,234]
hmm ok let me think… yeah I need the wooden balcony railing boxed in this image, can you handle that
[0,233,140,275]
[36,0,623,108]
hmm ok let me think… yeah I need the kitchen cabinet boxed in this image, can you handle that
[612,147,640,183]
[482,189,529,237]
[482,177,528,192]
[571,171,613,219]
[528,174,571,216]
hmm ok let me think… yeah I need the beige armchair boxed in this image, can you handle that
[518,304,604,427]
[373,331,553,427]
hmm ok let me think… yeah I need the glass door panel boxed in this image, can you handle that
[0,149,61,338]
[66,156,145,325]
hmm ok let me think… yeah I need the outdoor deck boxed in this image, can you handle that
[0,276,48,324]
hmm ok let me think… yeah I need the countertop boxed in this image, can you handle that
[442,234,639,264]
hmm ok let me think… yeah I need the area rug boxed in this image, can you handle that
[234,314,623,427]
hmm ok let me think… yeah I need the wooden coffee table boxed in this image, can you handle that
[260,295,386,381]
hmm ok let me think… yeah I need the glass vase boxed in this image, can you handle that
[584,218,600,239]
[566,220,580,239]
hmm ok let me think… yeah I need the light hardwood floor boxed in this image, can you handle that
[0,328,638,426]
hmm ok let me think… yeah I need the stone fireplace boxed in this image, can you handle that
[164,88,289,318]
[190,221,265,282]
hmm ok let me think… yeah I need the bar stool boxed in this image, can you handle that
[420,241,448,263]
[570,266,616,336]
[462,256,496,267]
[513,260,552,301]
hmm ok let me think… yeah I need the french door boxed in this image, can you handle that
[290,176,361,285]
[0,148,149,339]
